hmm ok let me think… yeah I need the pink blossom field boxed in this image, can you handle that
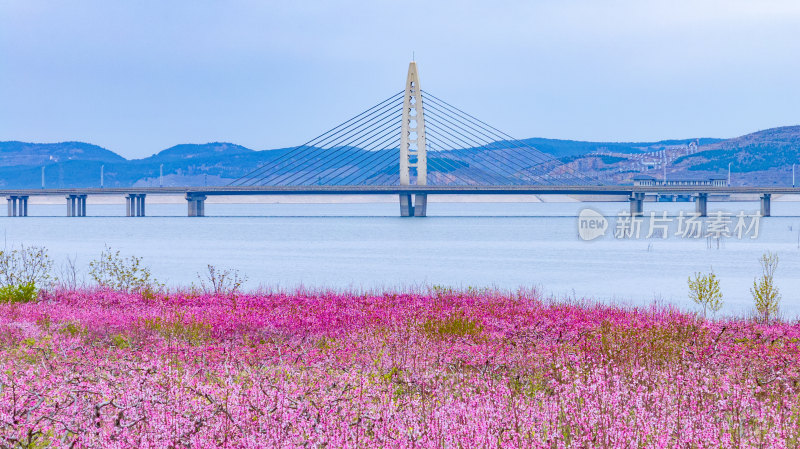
[1,289,799,448]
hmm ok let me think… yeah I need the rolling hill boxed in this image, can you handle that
[1,126,798,188]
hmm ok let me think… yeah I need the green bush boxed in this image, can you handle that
[421,313,484,339]
[0,282,38,303]
[88,245,161,293]
[110,333,132,349]
[0,245,52,288]
[139,311,212,345]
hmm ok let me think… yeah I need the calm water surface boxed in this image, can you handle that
[2,200,799,316]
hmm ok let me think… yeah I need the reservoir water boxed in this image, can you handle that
[2,198,799,316]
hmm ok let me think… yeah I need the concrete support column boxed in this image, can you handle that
[399,194,414,217]
[66,195,88,217]
[7,196,17,217]
[695,193,708,217]
[187,196,197,217]
[196,195,205,217]
[760,194,771,217]
[629,193,644,216]
[186,193,206,217]
[125,194,145,217]
[66,195,75,217]
[7,195,30,217]
[69,195,87,217]
[413,194,427,217]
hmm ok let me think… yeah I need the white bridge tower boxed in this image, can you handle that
[399,61,428,216]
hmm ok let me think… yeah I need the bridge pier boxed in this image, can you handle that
[6,196,28,217]
[414,194,427,217]
[399,194,413,217]
[186,193,206,217]
[125,194,146,217]
[125,195,133,217]
[19,196,28,216]
[399,193,428,217]
[7,196,16,217]
[66,195,87,217]
[695,193,708,217]
[629,193,644,216]
[760,194,771,217]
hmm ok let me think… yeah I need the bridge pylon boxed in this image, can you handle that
[399,61,428,216]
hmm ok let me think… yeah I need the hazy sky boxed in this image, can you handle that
[2,0,799,159]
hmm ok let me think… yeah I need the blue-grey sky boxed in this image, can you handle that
[2,0,799,159]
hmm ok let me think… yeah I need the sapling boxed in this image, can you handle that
[751,251,781,322]
[688,271,723,318]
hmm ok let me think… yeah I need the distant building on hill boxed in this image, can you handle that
[633,174,727,187]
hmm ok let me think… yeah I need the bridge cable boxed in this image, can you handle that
[230,91,403,186]
[423,112,550,185]
[248,99,403,185]
[421,91,596,185]
[268,107,403,186]
[291,125,402,186]
[232,91,403,185]
[276,113,402,186]
[423,125,522,185]
[423,112,553,185]
[240,96,403,186]
[423,137,511,185]
[422,99,566,181]
[422,95,577,185]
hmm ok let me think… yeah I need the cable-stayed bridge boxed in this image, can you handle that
[1,62,797,217]
[229,78,593,186]
[226,61,594,215]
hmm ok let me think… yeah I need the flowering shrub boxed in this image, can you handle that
[1,289,799,448]
[196,264,247,296]
[88,245,160,293]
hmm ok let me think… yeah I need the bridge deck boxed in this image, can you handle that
[1,185,799,196]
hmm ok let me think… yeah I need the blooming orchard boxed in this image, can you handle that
[1,288,799,447]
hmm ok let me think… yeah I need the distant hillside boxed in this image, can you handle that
[0,141,299,189]
[1,127,797,188]
[0,141,125,166]
[672,126,800,172]
[141,142,254,162]
[519,137,723,158]
[561,125,800,185]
